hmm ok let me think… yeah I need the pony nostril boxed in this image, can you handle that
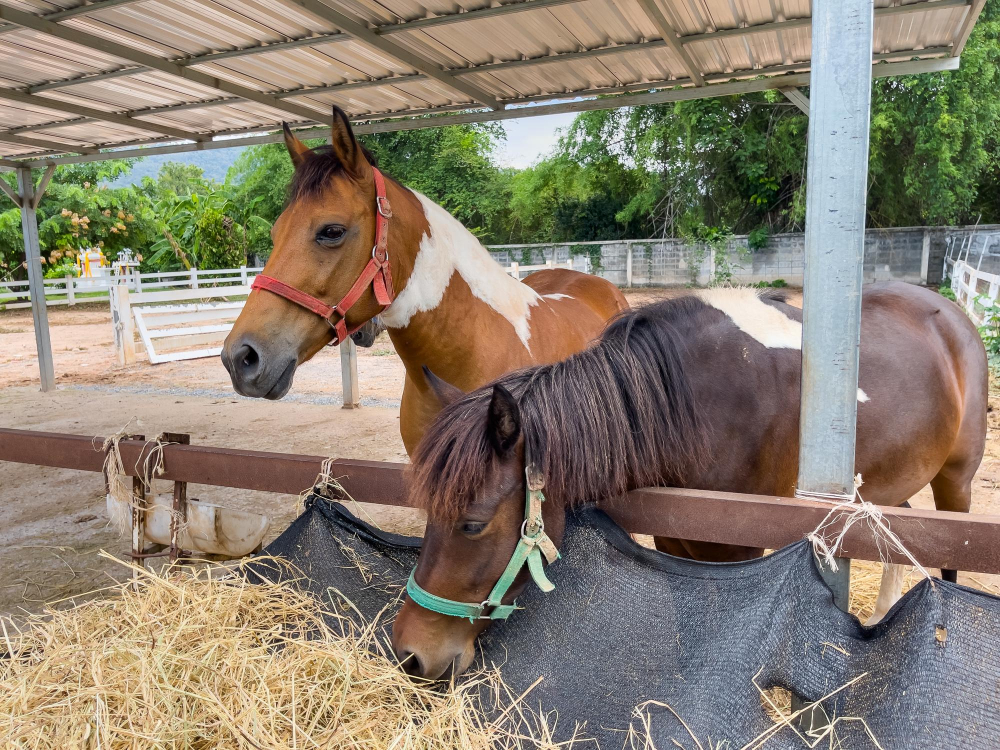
[398,650,424,677]
[233,343,261,380]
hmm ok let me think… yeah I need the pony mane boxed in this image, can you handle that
[288,143,379,201]
[409,297,710,521]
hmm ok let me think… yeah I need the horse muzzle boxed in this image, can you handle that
[221,336,297,400]
[391,601,479,680]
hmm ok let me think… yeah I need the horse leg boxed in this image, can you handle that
[653,537,764,562]
[866,563,907,625]
[930,466,975,584]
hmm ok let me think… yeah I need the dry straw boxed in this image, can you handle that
[0,555,565,750]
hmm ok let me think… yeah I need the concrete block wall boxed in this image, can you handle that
[488,225,999,287]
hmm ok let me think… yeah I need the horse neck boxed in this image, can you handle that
[382,191,541,390]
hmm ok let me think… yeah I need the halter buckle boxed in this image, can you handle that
[373,245,389,263]
[376,195,392,218]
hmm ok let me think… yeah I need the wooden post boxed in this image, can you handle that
[65,273,75,305]
[190,267,199,290]
[240,265,248,285]
[340,338,360,409]
[920,229,931,285]
[163,432,191,564]
[16,167,55,392]
[626,244,634,287]
[134,268,143,293]
[130,438,146,580]
[110,283,136,366]
[510,261,519,280]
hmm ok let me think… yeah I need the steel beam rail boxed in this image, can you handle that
[0,56,959,169]
[2,427,1000,575]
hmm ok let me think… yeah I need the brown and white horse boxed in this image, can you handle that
[392,285,987,679]
[221,107,627,453]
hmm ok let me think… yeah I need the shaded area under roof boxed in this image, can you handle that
[0,0,987,167]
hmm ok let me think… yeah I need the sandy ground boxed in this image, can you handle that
[1,288,998,618]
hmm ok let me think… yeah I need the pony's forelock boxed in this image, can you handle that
[288,143,379,202]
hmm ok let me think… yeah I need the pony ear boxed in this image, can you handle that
[422,365,464,408]
[330,105,371,181]
[486,384,521,456]
[282,122,310,168]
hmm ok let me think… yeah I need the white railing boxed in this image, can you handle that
[0,266,264,309]
[948,259,1000,327]
[1,260,573,308]
[505,259,573,279]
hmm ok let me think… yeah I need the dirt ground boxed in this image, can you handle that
[1,288,998,618]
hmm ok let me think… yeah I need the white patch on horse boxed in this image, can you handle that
[858,388,870,403]
[381,193,540,349]
[543,293,572,301]
[695,288,802,349]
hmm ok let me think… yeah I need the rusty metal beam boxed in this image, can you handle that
[2,427,999,574]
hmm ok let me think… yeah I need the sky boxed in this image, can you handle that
[114,109,578,186]
[496,111,577,168]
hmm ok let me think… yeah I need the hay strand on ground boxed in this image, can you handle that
[0,555,560,749]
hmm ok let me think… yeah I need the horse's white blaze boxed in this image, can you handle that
[858,388,870,403]
[381,193,540,350]
[865,563,907,626]
[696,288,801,349]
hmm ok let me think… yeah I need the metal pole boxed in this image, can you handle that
[798,0,873,498]
[793,0,873,727]
[16,167,55,392]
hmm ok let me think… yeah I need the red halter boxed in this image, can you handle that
[250,167,395,346]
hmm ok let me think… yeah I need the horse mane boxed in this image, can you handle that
[409,297,711,521]
[289,143,380,201]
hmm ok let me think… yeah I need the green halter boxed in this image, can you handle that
[406,464,561,623]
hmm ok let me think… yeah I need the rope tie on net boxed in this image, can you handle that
[798,474,933,584]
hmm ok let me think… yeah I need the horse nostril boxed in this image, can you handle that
[398,650,424,678]
[233,343,261,381]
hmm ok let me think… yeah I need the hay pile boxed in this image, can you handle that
[0,557,556,750]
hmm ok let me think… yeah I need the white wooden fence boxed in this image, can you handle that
[0,266,264,310]
[947,258,1000,327]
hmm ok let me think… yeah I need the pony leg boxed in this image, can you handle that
[865,563,907,626]
[930,466,975,584]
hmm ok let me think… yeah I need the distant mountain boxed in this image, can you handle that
[111,146,248,187]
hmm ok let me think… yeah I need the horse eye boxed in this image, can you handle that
[459,521,487,537]
[316,225,346,245]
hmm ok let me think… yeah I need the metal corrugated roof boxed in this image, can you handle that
[0,0,986,166]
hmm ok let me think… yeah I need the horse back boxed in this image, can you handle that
[522,268,629,321]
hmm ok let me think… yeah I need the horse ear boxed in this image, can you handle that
[282,122,310,168]
[422,366,464,408]
[487,384,521,456]
[330,106,371,180]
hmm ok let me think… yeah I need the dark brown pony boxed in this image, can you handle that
[392,284,987,679]
[222,107,627,453]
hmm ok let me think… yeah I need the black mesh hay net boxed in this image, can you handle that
[256,495,1000,749]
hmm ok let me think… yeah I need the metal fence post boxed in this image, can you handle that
[626,243,634,287]
[16,167,55,392]
[340,338,360,409]
[793,0,874,726]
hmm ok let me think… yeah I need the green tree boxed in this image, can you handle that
[155,161,211,197]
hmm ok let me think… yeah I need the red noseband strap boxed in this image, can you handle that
[251,166,395,346]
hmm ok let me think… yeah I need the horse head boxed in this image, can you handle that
[223,106,396,399]
[392,369,568,680]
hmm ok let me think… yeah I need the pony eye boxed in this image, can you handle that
[316,224,346,246]
[459,521,487,537]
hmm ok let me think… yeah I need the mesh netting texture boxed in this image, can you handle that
[258,496,1000,749]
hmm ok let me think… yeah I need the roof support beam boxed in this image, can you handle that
[0,132,99,155]
[0,175,20,207]
[8,57,958,169]
[679,0,970,46]
[284,0,499,109]
[0,88,201,141]
[0,5,324,124]
[633,0,705,85]
[0,0,145,34]
[780,86,810,114]
[953,0,987,56]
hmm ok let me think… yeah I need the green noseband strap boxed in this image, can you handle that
[406,465,561,623]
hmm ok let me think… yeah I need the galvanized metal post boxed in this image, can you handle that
[16,167,55,392]
[792,0,874,728]
[798,0,873,499]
